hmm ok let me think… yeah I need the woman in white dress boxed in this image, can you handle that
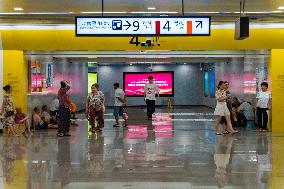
[214,81,238,135]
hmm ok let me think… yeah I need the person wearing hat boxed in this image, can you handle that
[144,76,160,120]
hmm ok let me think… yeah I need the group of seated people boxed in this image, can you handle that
[32,105,58,130]
[231,97,255,127]
[1,105,59,135]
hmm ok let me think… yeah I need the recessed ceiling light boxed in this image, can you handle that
[14,7,23,11]
[278,6,284,9]
[131,11,178,14]
[80,11,127,14]
[148,7,156,10]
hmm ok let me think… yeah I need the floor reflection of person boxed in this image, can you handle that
[1,137,16,184]
[256,135,271,188]
[214,136,234,188]
[87,133,104,176]
[57,138,71,188]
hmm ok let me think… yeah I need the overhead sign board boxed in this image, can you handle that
[76,16,211,36]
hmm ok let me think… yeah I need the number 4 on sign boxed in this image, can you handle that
[163,21,171,31]
[130,37,140,46]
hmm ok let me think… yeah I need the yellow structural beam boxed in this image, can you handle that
[0,28,284,50]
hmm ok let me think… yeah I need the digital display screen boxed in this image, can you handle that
[123,72,174,97]
[76,16,210,36]
[209,69,215,97]
[204,71,209,97]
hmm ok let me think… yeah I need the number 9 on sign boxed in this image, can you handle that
[133,21,139,31]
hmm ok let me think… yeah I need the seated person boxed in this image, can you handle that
[41,105,58,129]
[50,98,59,124]
[14,107,32,135]
[237,99,255,124]
[50,98,59,116]
[33,106,48,130]
[232,97,241,108]
[233,99,254,127]
[231,97,241,124]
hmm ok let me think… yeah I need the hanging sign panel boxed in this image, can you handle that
[76,16,211,36]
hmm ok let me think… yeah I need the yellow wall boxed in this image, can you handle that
[0,28,284,50]
[270,49,284,132]
[3,50,27,111]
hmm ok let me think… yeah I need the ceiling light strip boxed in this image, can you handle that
[0,11,282,15]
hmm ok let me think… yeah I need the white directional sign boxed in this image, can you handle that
[76,16,211,36]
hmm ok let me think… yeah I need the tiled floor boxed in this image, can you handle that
[0,107,283,189]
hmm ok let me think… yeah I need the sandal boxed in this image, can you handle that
[57,133,64,137]
[92,129,98,133]
[223,130,230,134]
[215,132,223,135]
[113,124,120,128]
[230,131,239,135]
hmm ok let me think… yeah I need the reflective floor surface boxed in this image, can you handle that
[1,107,284,189]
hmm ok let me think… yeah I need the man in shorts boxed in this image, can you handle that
[113,82,128,127]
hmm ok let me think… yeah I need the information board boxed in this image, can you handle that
[76,16,210,36]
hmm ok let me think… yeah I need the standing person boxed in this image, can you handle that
[113,82,128,127]
[224,81,232,112]
[86,84,105,133]
[94,83,105,111]
[144,76,160,120]
[1,85,18,136]
[214,81,238,135]
[57,81,72,137]
[256,82,271,132]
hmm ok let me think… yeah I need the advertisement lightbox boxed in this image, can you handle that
[123,72,174,97]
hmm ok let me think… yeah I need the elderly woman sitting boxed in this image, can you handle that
[14,107,32,135]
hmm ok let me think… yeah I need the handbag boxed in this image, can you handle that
[5,111,15,117]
